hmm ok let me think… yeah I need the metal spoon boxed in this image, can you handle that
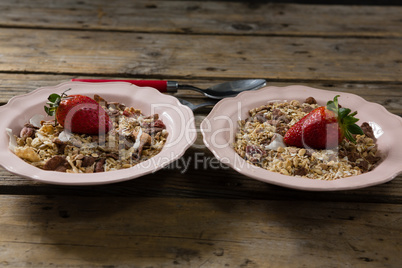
[175,79,266,99]
[178,98,218,111]
[71,79,266,99]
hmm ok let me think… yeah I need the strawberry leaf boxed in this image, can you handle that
[326,95,340,113]
[44,88,71,125]
[48,93,61,103]
[348,124,364,135]
[338,107,351,118]
[342,116,359,125]
[326,95,363,144]
[344,130,356,143]
[44,106,55,116]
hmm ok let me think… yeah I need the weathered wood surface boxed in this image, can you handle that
[0,0,401,37]
[1,28,401,82]
[1,157,401,203]
[0,195,401,267]
[0,74,401,201]
[0,73,400,201]
[1,74,401,115]
[0,1,401,267]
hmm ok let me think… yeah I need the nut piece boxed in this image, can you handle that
[81,156,96,167]
[43,155,71,172]
[94,158,106,173]
[20,124,36,139]
[94,94,107,106]
[360,122,376,141]
[305,97,317,104]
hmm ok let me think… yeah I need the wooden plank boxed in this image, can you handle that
[1,74,401,115]
[1,150,401,203]
[0,75,401,202]
[0,29,401,82]
[0,1,401,37]
[0,195,401,267]
[1,166,401,203]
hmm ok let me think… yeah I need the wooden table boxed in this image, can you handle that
[0,1,401,267]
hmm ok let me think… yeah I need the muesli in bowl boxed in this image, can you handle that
[233,96,381,180]
[9,92,169,173]
[0,82,196,185]
[201,85,402,191]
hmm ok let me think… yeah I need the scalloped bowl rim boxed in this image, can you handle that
[201,85,402,191]
[0,82,197,185]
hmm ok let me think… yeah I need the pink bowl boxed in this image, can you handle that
[0,82,196,185]
[201,85,402,191]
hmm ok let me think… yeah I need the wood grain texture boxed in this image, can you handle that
[1,148,401,203]
[0,29,401,82]
[0,1,401,266]
[0,74,400,201]
[1,74,401,115]
[0,1,401,37]
[0,195,401,267]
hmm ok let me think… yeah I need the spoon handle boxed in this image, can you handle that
[71,79,179,93]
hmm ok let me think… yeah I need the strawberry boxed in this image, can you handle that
[283,95,363,149]
[45,89,112,135]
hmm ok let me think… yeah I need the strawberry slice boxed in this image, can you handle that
[45,89,112,135]
[283,95,363,149]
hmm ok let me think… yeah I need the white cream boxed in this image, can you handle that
[265,133,286,150]
[132,128,143,150]
[6,128,17,152]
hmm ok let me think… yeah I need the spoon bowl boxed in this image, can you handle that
[178,79,266,99]
[178,98,218,111]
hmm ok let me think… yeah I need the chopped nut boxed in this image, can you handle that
[361,122,376,141]
[81,156,95,167]
[94,158,106,173]
[43,155,71,172]
[20,124,36,139]
[40,124,55,135]
[75,154,84,160]
[305,97,317,104]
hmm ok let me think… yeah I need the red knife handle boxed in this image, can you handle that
[71,79,170,92]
